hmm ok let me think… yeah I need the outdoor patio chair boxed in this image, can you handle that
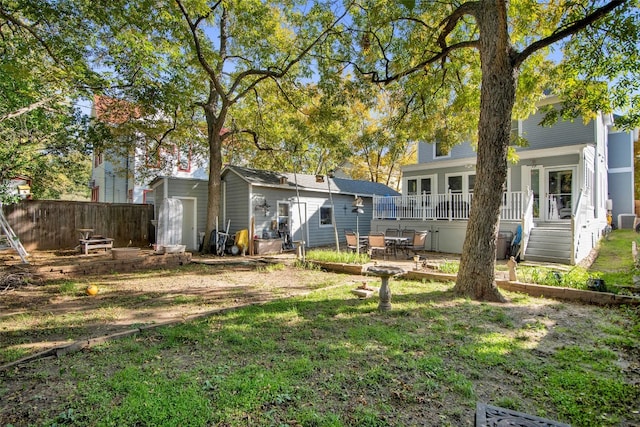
[345,232,366,253]
[368,233,388,260]
[399,229,416,255]
[405,231,428,257]
[385,228,399,237]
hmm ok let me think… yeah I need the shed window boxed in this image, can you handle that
[320,206,333,226]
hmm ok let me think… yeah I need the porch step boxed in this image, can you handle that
[524,224,572,264]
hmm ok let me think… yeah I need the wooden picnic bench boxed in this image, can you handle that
[79,237,114,255]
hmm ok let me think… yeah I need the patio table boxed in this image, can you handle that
[384,236,410,258]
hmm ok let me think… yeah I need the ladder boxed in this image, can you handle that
[0,205,29,264]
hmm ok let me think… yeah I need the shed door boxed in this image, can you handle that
[176,197,197,250]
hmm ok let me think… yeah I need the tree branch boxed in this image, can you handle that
[228,2,354,104]
[370,40,479,84]
[0,6,60,63]
[437,2,481,51]
[237,129,275,151]
[0,97,62,122]
[174,0,227,101]
[514,0,627,68]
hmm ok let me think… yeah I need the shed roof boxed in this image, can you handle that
[223,165,399,197]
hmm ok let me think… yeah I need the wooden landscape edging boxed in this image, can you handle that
[495,279,640,306]
[309,261,365,275]
[316,262,640,306]
[32,252,192,279]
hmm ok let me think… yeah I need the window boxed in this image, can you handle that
[277,202,290,233]
[320,206,333,226]
[177,144,191,172]
[434,141,450,158]
[509,120,520,144]
[404,175,435,196]
[448,175,463,193]
[420,178,432,195]
[407,179,418,195]
[446,173,475,193]
[91,186,100,202]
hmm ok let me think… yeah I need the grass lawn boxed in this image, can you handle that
[2,279,638,426]
[1,230,638,426]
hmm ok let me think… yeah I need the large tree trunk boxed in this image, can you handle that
[204,104,224,254]
[453,0,516,302]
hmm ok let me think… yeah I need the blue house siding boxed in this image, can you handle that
[223,172,251,233]
[220,166,397,249]
[415,111,595,166]
[417,141,476,163]
[246,187,375,248]
[607,130,636,222]
[519,110,595,150]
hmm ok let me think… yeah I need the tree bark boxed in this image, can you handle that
[453,0,515,302]
[204,103,224,253]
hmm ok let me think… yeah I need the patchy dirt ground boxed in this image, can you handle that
[0,252,377,365]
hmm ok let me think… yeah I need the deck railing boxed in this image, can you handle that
[373,191,526,221]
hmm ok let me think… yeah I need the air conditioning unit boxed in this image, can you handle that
[618,214,636,230]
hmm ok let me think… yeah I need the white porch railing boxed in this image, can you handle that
[521,189,535,259]
[373,191,526,221]
[570,189,586,265]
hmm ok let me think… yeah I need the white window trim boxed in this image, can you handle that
[277,201,290,233]
[433,142,451,159]
[445,171,476,194]
[510,119,522,142]
[403,174,437,196]
[319,205,333,228]
[405,178,418,195]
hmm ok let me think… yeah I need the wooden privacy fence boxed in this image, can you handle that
[3,201,155,251]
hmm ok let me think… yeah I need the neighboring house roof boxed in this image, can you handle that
[93,95,142,125]
[223,165,399,197]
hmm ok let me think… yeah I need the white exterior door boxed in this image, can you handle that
[546,168,575,221]
[176,197,197,250]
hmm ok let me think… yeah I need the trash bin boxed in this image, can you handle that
[496,231,513,260]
